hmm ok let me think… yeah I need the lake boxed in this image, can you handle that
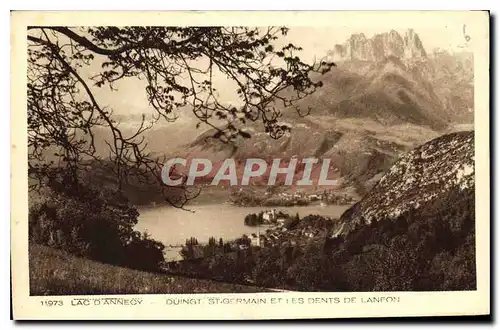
[135,203,351,250]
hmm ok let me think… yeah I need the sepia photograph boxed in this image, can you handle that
[11,10,490,319]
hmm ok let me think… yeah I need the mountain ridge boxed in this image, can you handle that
[326,29,427,63]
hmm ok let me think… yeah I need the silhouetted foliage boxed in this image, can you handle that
[27,26,334,208]
[283,215,300,230]
[29,185,165,272]
[244,213,264,226]
[235,234,252,247]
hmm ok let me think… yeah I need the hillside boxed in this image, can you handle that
[337,131,474,236]
[304,57,448,129]
[304,130,477,291]
[29,244,267,295]
[256,131,476,291]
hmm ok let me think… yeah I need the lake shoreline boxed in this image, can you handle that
[135,203,352,249]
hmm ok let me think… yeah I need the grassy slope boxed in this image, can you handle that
[29,244,267,295]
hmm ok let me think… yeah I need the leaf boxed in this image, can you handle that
[239,130,251,139]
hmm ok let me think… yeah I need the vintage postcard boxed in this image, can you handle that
[11,11,490,320]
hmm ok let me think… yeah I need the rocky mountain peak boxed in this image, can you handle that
[327,29,428,63]
[403,28,427,60]
[336,131,474,236]
[349,33,367,42]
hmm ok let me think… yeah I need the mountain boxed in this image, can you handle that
[301,57,449,129]
[336,131,474,236]
[182,116,441,195]
[326,29,427,63]
[427,50,474,124]
[180,29,472,196]
[321,29,474,125]
[75,29,474,203]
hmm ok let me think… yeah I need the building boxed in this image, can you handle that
[250,226,262,247]
[262,209,277,222]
